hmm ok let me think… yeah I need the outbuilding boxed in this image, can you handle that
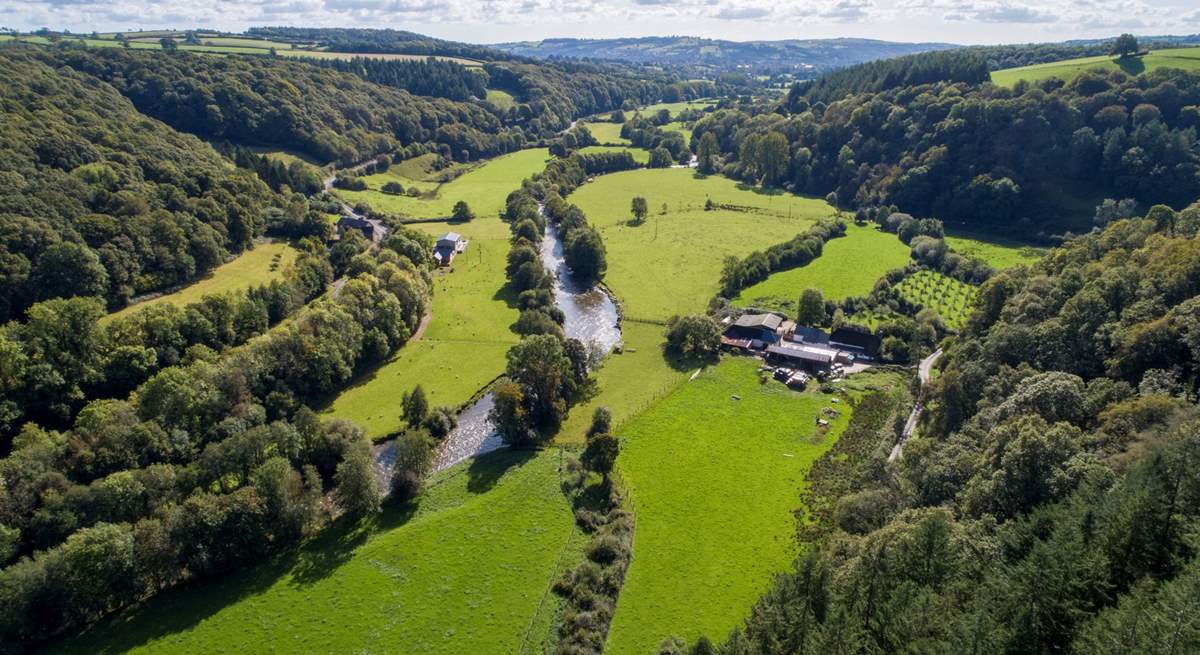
[433,232,468,267]
[725,313,784,344]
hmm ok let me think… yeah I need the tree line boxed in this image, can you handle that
[696,68,1200,236]
[0,231,437,649]
[311,56,488,102]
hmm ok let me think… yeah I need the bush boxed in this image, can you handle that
[381,181,404,195]
[665,315,721,359]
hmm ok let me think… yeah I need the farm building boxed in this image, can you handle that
[724,313,784,344]
[789,326,830,345]
[336,215,378,242]
[831,328,882,358]
[765,343,839,372]
[433,232,468,267]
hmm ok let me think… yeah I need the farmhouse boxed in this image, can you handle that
[336,215,378,242]
[433,232,468,267]
[724,313,784,345]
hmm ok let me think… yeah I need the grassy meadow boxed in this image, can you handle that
[945,232,1046,269]
[895,270,978,331]
[636,99,717,117]
[324,205,520,439]
[580,120,630,145]
[990,46,1200,85]
[605,357,853,654]
[104,242,297,323]
[49,450,581,655]
[555,321,692,445]
[486,88,516,110]
[338,148,550,219]
[734,223,911,311]
[569,168,835,321]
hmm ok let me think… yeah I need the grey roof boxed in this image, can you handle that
[734,313,783,331]
[792,326,830,344]
[438,232,461,243]
[767,344,833,364]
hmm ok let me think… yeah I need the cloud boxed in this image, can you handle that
[972,4,1057,23]
[713,5,770,20]
[820,0,873,22]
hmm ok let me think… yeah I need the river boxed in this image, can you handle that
[373,218,622,489]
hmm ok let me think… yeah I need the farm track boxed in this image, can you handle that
[889,348,941,462]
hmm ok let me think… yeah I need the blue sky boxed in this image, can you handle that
[3,0,1199,45]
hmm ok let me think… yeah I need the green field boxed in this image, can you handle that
[662,121,693,141]
[50,450,582,655]
[636,99,717,118]
[324,217,519,438]
[338,148,550,220]
[578,145,650,164]
[486,88,516,110]
[570,168,835,321]
[945,232,1046,269]
[895,270,978,331]
[556,321,692,445]
[605,357,853,654]
[104,242,297,323]
[580,120,629,145]
[735,224,911,312]
[990,47,1200,85]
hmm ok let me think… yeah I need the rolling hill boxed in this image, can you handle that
[991,45,1200,85]
[491,36,958,75]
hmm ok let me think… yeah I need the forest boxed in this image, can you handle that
[698,68,1200,235]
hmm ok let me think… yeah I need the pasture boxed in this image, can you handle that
[555,321,692,445]
[49,449,581,655]
[104,242,297,323]
[338,148,550,220]
[580,120,629,145]
[734,224,911,311]
[990,47,1200,85]
[945,232,1046,269]
[569,168,835,321]
[324,213,519,439]
[486,88,517,110]
[605,357,853,654]
[895,270,978,331]
[578,145,650,164]
[636,99,717,117]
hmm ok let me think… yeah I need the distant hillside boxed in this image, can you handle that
[991,45,1200,86]
[491,36,958,76]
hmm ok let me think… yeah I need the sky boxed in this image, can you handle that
[3,0,1200,46]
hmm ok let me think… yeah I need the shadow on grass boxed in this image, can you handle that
[1116,55,1146,76]
[491,280,522,311]
[662,344,717,373]
[466,447,534,494]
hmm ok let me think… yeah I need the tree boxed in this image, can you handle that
[631,196,648,224]
[665,315,722,360]
[564,226,607,281]
[334,440,380,519]
[1111,33,1139,58]
[402,385,429,426]
[758,131,790,185]
[697,132,719,175]
[797,288,825,326]
[505,334,572,430]
[31,242,110,303]
[390,429,433,501]
[159,37,178,51]
[582,432,619,484]
[649,147,673,168]
[588,406,612,436]
[382,181,404,195]
[451,200,474,222]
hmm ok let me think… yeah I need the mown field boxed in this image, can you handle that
[486,88,516,110]
[734,223,911,311]
[895,269,978,331]
[338,148,550,219]
[990,46,1200,85]
[570,168,835,321]
[636,99,717,117]
[580,120,629,145]
[555,321,692,445]
[324,209,519,439]
[49,450,581,655]
[104,241,297,323]
[605,357,853,654]
[944,232,1046,269]
[578,145,649,164]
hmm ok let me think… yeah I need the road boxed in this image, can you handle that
[888,348,942,462]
